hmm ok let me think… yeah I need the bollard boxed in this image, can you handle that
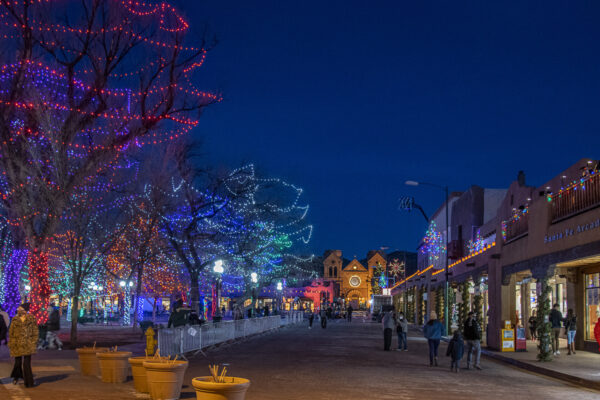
[145,327,157,356]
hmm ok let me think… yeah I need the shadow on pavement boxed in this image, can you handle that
[36,374,68,384]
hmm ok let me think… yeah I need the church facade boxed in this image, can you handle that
[322,250,387,309]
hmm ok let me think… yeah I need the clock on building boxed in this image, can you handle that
[349,275,361,287]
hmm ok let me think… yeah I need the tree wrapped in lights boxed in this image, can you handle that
[156,143,312,315]
[421,221,445,267]
[0,0,216,323]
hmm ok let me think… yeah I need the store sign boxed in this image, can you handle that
[544,218,600,244]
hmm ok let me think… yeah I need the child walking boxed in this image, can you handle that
[446,330,464,372]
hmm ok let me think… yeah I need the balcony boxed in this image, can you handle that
[502,208,528,242]
[550,172,600,222]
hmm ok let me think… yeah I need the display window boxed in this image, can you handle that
[585,272,600,341]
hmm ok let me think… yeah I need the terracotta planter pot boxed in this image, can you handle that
[143,360,188,400]
[129,357,151,392]
[191,376,251,400]
[97,351,132,383]
[76,347,109,376]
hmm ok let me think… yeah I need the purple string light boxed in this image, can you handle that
[2,249,28,317]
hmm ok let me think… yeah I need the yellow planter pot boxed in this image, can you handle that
[97,351,132,383]
[76,347,109,376]
[191,377,251,400]
[129,357,151,393]
[143,360,188,400]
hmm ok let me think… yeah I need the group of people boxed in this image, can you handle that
[380,309,483,372]
[381,309,409,351]
[528,304,579,356]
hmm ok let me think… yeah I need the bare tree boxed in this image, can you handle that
[0,0,216,321]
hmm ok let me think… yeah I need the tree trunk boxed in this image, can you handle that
[28,249,51,324]
[70,296,79,348]
[2,248,28,317]
[190,273,200,314]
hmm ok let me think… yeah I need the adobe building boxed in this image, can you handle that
[392,158,600,353]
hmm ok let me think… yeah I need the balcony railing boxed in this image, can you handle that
[550,172,600,222]
[502,208,528,242]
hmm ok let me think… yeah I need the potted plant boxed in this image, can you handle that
[192,365,250,400]
[76,343,109,376]
[96,346,132,383]
[143,357,188,400]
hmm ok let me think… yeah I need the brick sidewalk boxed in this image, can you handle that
[481,339,600,391]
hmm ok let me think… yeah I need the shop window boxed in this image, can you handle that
[585,273,600,341]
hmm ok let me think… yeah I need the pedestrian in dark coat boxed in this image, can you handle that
[446,330,464,372]
[320,309,327,329]
[46,307,63,350]
[347,305,353,323]
[9,303,38,387]
[308,310,314,329]
[0,305,8,346]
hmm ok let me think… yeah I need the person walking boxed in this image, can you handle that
[549,303,563,356]
[528,310,537,341]
[320,308,327,329]
[308,310,314,329]
[446,330,464,373]
[564,308,577,355]
[0,305,8,346]
[463,311,482,370]
[46,307,63,350]
[423,311,444,367]
[396,311,408,351]
[347,305,353,323]
[9,303,38,387]
[382,309,395,351]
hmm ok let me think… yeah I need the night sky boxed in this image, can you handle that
[173,1,600,258]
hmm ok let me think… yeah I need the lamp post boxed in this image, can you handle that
[213,260,224,321]
[276,281,283,313]
[120,280,134,326]
[406,180,450,333]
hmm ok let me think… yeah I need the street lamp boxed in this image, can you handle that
[119,279,134,326]
[251,272,258,284]
[213,260,224,320]
[406,179,450,334]
[276,281,283,313]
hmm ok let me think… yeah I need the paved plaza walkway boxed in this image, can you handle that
[0,319,598,399]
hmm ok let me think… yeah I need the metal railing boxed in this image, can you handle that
[551,172,600,222]
[503,209,528,242]
[158,312,305,357]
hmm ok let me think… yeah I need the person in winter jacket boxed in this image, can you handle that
[549,303,563,355]
[564,308,577,355]
[423,311,445,366]
[382,310,395,351]
[9,303,38,387]
[463,311,482,370]
[396,311,408,351]
[446,330,464,372]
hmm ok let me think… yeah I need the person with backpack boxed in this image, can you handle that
[396,311,408,351]
[564,308,577,355]
[446,330,464,373]
[463,311,482,370]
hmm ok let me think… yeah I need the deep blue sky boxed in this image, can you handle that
[173,0,600,258]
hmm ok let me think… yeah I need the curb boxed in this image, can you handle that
[409,324,599,391]
[480,349,600,391]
